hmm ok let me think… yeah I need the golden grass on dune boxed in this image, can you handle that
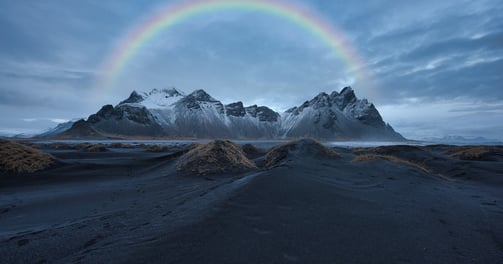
[146,144,168,152]
[0,139,54,173]
[46,142,108,152]
[75,143,108,152]
[46,142,74,149]
[265,138,339,167]
[352,154,430,173]
[446,146,503,161]
[176,140,256,176]
[85,144,108,152]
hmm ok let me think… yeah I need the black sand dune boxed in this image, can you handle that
[0,140,502,263]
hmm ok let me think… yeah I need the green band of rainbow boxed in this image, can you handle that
[96,0,372,94]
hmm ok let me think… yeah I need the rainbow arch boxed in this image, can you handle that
[95,0,372,94]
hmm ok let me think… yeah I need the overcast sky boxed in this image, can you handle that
[1,0,502,140]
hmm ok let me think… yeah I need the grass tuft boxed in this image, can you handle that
[176,140,256,176]
[352,154,430,173]
[0,139,54,173]
[446,146,502,161]
[146,144,168,152]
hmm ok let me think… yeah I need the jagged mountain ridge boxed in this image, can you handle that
[63,87,404,140]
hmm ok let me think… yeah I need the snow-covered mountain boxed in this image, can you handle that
[61,87,404,140]
[36,119,80,138]
[281,87,402,140]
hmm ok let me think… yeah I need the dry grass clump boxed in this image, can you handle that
[85,144,107,152]
[46,142,75,149]
[446,146,503,161]
[0,139,54,173]
[75,143,107,152]
[264,138,339,167]
[46,142,111,152]
[107,142,134,149]
[353,154,430,173]
[146,144,168,152]
[176,140,256,176]
[353,145,426,159]
[352,145,434,173]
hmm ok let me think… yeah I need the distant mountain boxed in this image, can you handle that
[36,119,80,138]
[0,132,37,138]
[422,135,502,145]
[0,132,15,138]
[60,87,404,141]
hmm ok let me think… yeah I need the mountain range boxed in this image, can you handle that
[56,87,404,140]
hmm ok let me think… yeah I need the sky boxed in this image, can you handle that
[0,0,502,140]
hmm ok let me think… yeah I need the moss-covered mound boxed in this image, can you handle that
[0,139,54,173]
[176,140,257,175]
[264,138,339,167]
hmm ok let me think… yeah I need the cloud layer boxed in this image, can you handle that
[0,0,502,139]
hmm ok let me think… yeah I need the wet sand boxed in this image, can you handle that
[0,143,502,263]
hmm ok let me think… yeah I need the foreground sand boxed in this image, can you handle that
[0,142,502,263]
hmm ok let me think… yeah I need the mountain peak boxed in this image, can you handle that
[225,102,245,117]
[149,87,184,97]
[120,90,145,104]
[188,89,217,102]
[244,105,279,122]
[307,92,331,109]
[331,86,357,109]
[340,86,354,94]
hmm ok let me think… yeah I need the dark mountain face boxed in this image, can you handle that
[177,90,225,114]
[226,102,246,117]
[58,120,103,139]
[60,87,405,140]
[244,105,280,122]
[86,104,163,137]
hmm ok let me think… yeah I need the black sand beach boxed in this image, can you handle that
[0,141,502,263]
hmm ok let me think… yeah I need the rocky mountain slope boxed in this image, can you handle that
[59,87,404,140]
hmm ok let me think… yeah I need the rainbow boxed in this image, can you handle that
[96,0,372,94]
